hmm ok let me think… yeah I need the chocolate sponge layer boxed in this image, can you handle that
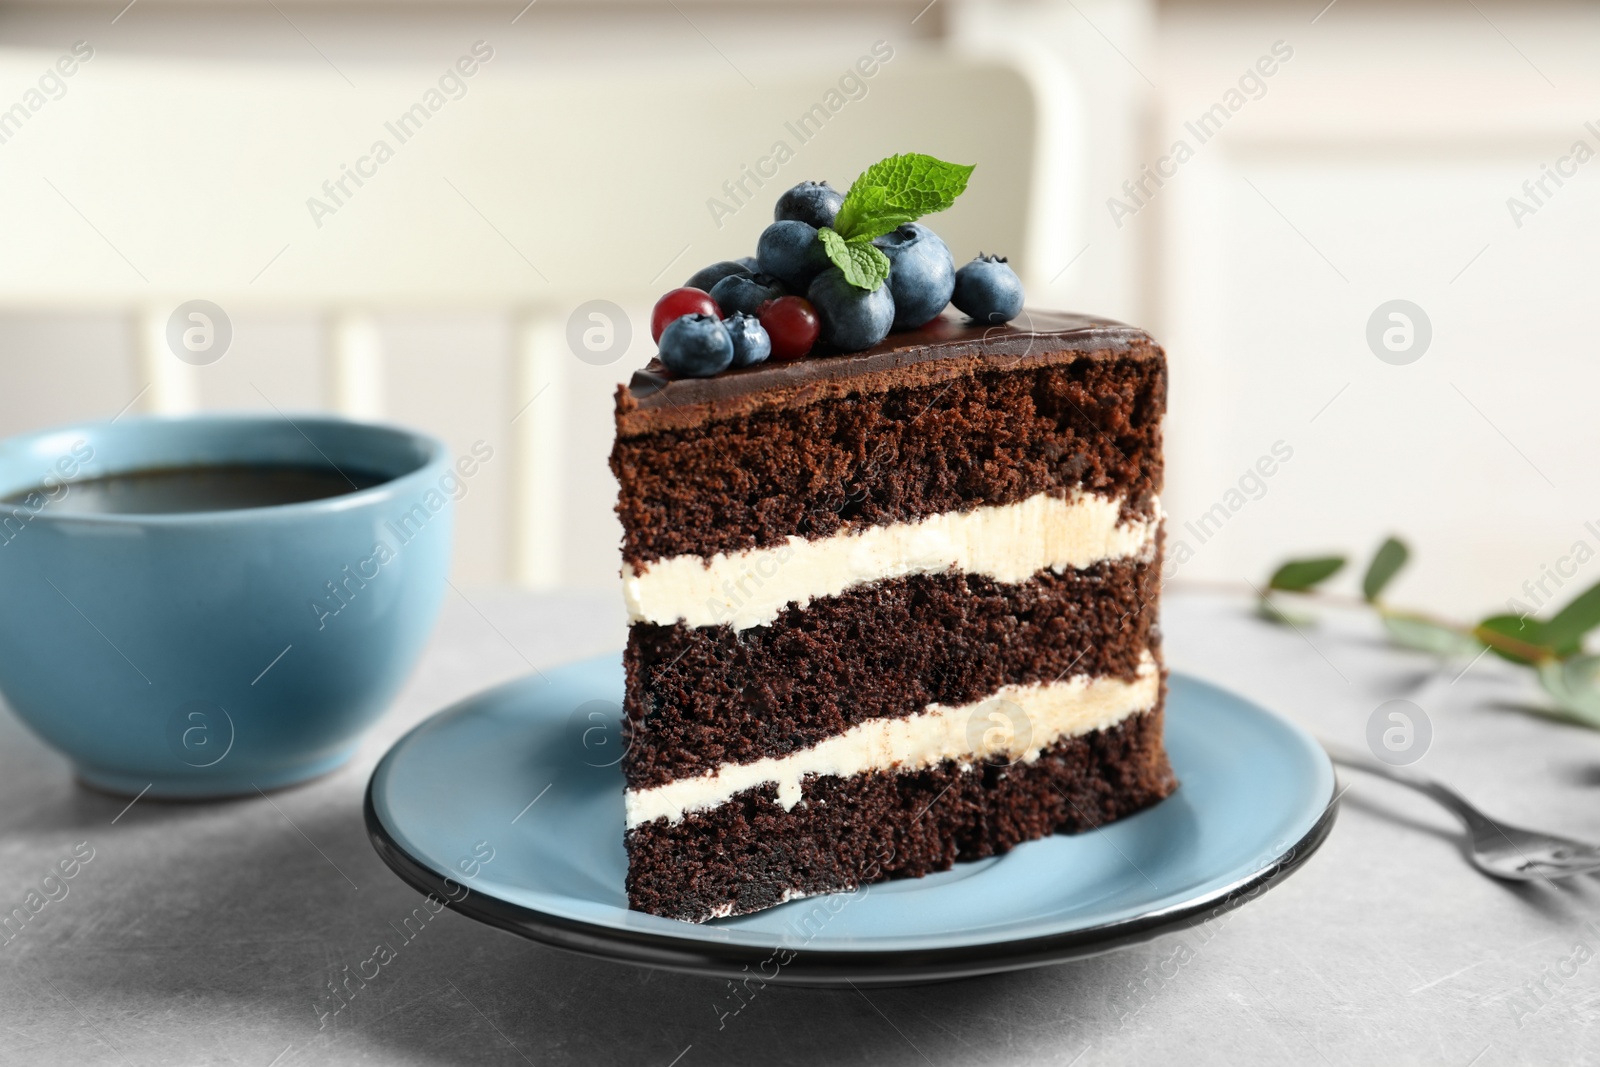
[625,701,1176,923]
[611,311,1174,924]
[622,555,1161,790]
[611,356,1165,567]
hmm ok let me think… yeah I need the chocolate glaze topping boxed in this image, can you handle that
[615,308,1160,436]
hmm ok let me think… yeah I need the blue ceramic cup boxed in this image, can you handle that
[0,415,454,797]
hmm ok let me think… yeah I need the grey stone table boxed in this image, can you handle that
[4,588,1600,1067]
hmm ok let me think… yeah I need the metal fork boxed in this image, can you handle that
[1323,742,1600,881]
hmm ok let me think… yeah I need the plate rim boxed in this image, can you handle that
[363,662,1339,986]
[365,788,1335,986]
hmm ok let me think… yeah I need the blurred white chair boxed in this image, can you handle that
[0,14,1099,586]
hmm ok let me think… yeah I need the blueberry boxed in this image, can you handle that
[658,313,734,377]
[735,256,760,273]
[806,269,895,351]
[709,272,786,318]
[873,223,956,331]
[722,312,772,368]
[684,260,752,292]
[757,220,831,292]
[952,254,1025,324]
[774,181,844,229]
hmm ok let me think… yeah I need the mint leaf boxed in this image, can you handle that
[834,153,975,242]
[1361,536,1409,602]
[818,227,892,291]
[1541,578,1600,653]
[834,187,915,243]
[1268,556,1345,592]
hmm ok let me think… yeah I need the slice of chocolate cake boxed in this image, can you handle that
[611,310,1176,922]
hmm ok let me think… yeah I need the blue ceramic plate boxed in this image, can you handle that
[365,654,1336,986]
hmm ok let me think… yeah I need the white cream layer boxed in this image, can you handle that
[624,651,1160,829]
[623,491,1160,631]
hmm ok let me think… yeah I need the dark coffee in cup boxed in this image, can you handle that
[4,465,387,516]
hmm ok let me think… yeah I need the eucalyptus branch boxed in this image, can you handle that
[1245,536,1600,729]
[1176,579,1549,660]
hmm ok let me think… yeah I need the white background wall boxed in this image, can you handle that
[1151,0,1600,618]
[1,0,1597,622]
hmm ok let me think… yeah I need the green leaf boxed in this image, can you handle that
[833,186,916,243]
[833,153,976,242]
[1381,610,1483,658]
[1256,595,1314,628]
[817,228,892,291]
[1540,578,1600,653]
[1536,655,1600,729]
[1361,536,1409,602]
[1475,613,1567,666]
[1268,556,1346,592]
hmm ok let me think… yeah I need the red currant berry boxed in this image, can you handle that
[757,296,820,361]
[651,288,720,343]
